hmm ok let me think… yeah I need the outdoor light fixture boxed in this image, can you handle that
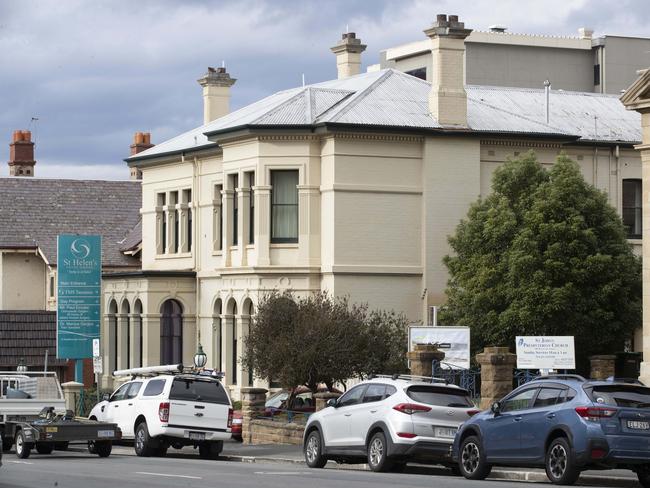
[17,357,28,372]
[193,343,207,369]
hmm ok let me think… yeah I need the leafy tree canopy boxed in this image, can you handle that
[242,291,409,392]
[441,152,641,370]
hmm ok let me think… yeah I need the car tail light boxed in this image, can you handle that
[575,406,617,421]
[159,402,170,423]
[467,409,480,417]
[228,408,233,428]
[393,403,432,415]
[591,448,607,459]
[397,432,416,438]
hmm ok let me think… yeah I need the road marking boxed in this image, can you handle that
[254,471,303,475]
[9,460,34,465]
[136,472,202,480]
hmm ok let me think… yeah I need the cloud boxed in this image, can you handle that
[0,0,648,178]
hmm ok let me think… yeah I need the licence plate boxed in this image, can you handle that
[97,430,114,438]
[189,432,206,441]
[434,427,457,438]
[627,420,650,430]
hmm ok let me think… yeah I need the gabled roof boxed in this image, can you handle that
[620,68,650,112]
[0,178,142,267]
[129,69,642,162]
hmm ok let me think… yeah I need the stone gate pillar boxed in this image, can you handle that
[241,387,267,444]
[590,355,616,380]
[407,343,445,377]
[476,346,517,410]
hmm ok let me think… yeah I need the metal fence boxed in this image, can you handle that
[432,361,481,400]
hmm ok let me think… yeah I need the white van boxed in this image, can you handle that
[89,366,232,459]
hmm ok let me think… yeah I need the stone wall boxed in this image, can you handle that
[249,419,305,445]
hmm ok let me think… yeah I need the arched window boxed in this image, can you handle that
[161,299,183,364]
[107,300,118,373]
[121,300,131,369]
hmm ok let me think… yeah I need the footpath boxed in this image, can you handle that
[100,441,639,487]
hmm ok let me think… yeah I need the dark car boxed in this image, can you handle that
[453,375,650,486]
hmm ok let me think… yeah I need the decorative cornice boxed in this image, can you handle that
[257,134,320,142]
[480,139,563,149]
[325,133,424,143]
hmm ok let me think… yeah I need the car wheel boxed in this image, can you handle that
[15,431,32,459]
[95,441,112,458]
[198,441,222,460]
[458,435,491,480]
[35,443,54,455]
[87,440,97,454]
[304,430,327,469]
[545,437,580,485]
[134,422,154,457]
[637,466,650,488]
[367,431,393,472]
[2,436,13,452]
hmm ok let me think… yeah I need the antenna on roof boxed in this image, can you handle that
[28,117,39,129]
[302,73,305,87]
[346,23,349,33]
[222,60,225,68]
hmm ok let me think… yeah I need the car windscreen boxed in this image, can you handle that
[586,385,650,408]
[406,385,473,407]
[169,378,229,405]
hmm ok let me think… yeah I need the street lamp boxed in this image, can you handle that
[193,343,207,369]
[17,357,28,372]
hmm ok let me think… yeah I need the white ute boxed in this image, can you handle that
[89,364,233,459]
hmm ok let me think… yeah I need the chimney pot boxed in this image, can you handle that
[143,132,151,145]
[449,15,459,22]
[22,130,31,142]
[330,31,366,79]
[436,14,447,22]
[130,131,154,160]
[8,129,36,176]
[197,66,237,124]
[135,132,144,144]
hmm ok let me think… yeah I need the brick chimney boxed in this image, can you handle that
[330,32,366,79]
[197,66,236,124]
[424,14,472,126]
[8,130,36,177]
[129,132,153,180]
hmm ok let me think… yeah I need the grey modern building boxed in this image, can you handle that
[376,26,650,95]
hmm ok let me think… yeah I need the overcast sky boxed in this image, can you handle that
[1,0,649,180]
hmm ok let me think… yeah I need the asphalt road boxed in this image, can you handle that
[0,448,620,488]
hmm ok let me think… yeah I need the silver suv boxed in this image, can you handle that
[303,375,478,472]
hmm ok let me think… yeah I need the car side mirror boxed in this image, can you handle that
[491,401,501,415]
[326,398,338,408]
[103,393,110,402]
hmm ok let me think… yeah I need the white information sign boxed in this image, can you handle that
[92,338,100,358]
[93,356,103,374]
[516,336,575,370]
[408,326,471,370]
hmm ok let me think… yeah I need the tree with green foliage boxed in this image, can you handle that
[441,151,641,371]
[242,291,409,393]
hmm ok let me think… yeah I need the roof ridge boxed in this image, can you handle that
[319,70,394,123]
[251,87,309,124]
[467,84,620,98]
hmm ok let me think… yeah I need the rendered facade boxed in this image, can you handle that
[376,24,650,95]
[102,15,644,397]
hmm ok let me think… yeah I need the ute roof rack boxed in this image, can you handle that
[112,364,225,380]
[369,373,450,385]
[532,374,587,382]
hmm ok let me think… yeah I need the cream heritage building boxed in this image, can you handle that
[102,15,643,395]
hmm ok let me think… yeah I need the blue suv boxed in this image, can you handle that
[453,375,650,485]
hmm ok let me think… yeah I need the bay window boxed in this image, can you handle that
[271,170,299,243]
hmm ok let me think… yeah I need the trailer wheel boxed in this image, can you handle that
[36,443,54,455]
[95,441,112,458]
[15,431,32,459]
[87,440,97,454]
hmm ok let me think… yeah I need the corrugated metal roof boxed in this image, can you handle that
[130,69,641,161]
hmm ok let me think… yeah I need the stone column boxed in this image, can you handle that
[101,314,114,388]
[166,206,177,253]
[221,189,234,267]
[238,315,251,387]
[590,355,616,380]
[182,315,197,367]
[128,313,141,369]
[241,387,268,444]
[297,185,320,266]
[212,196,222,251]
[313,391,341,411]
[253,186,271,266]
[116,313,129,370]
[407,343,445,377]
[212,314,223,372]
[178,203,189,253]
[61,381,83,414]
[141,314,161,367]
[476,347,517,410]
[238,187,250,266]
